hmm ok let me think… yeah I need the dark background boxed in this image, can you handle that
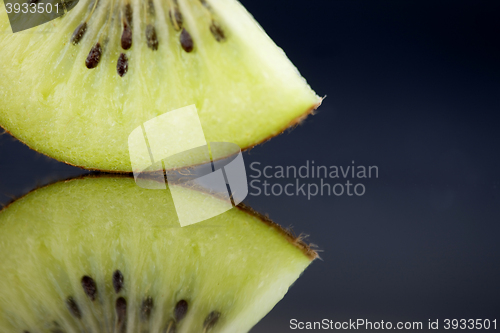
[1,0,499,331]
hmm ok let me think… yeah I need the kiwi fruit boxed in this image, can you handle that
[0,176,317,332]
[0,0,321,172]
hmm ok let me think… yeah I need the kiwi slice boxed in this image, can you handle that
[0,176,317,332]
[0,0,321,172]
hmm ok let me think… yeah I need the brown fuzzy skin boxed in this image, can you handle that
[242,98,323,154]
[0,100,323,174]
[235,203,319,261]
[0,174,319,261]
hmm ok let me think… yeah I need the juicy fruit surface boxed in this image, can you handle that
[0,0,320,171]
[0,177,314,332]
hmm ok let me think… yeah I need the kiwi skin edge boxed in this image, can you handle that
[0,99,323,174]
[236,203,319,261]
[0,174,319,261]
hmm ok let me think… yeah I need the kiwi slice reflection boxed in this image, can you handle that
[0,176,316,332]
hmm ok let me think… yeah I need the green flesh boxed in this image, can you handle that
[0,176,315,332]
[0,0,320,171]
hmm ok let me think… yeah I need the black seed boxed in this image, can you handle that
[71,22,87,45]
[174,300,188,322]
[85,42,102,69]
[169,8,183,31]
[65,296,82,319]
[180,29,193,53]
[116,297,127,332]
[141,297,154,321]
[124,3,133,26]
[116,297,127,320]
[146,25,158,50]
[203,311,221,331]
[112,270,124,293]
[209,21,225,42]
[117,53,128,77]
[121,23,132,50]
[81,276,97,301]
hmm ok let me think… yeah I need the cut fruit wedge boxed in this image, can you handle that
[0,0,321,171]
[0,176,317,333]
